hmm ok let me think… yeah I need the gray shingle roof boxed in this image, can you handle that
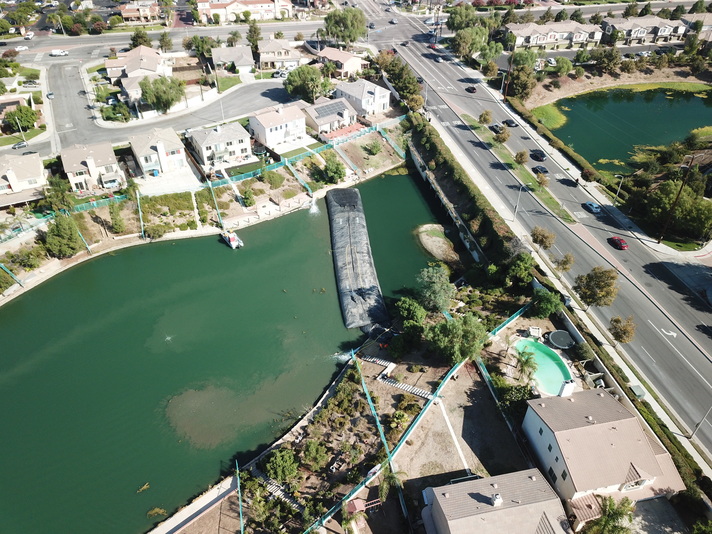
[303,97,356,126]
[211,45,254,67]
[429,469,570,534]
[189,122,250,148]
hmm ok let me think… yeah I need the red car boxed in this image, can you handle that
[428,43,438,50]
[609,237,629,250]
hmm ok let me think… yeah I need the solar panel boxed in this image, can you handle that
[315,101,346,119]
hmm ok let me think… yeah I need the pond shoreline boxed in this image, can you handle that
[525,66,711,109]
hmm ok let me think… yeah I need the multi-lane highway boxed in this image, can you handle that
[9,1,712,459]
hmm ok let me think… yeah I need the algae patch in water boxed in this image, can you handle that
[166,385,243,449]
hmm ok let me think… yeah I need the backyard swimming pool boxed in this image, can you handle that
[516,338,573,396]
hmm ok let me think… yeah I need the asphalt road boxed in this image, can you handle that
[362,0,712,456]
[8,0,712,455]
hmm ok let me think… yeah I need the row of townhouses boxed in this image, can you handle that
[0,78,390,196]
[505,13,712,49]
[117,0,293,23]
[422,389,685,533]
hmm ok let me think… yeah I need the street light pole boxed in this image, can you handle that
[658,154,695,243]
[691,404,712,439]
[14,116,26,144]
[613,174,624,206]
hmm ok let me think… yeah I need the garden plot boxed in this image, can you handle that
[339,132,403,175]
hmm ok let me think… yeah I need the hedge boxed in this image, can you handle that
[405,112,516,264]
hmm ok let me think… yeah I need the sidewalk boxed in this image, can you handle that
[427,112,712,478]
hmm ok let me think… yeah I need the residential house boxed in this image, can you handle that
[602,16,686,44]
[682,13,712,43]
[303,97,357,137]
[0,94,36,130]
[211,45,254,74]
[333,79,390,116]
[504,21,603,49]
[196,0,293,24]
[522,390,685,531]
[316,47,369,78]
[249,104,307,150]
[258,39,301,70]
[421,468,571,534]
[0,153,47,198]
[120,74,157,104]
[186,122,253,167]
[105,45,172,84]
[128,127,187,177]
[60,142,124,191]
[119,1,162,22]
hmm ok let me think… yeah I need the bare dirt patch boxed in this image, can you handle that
[526,66,705,108]
[339,132,404,175]
[416,224,459,264]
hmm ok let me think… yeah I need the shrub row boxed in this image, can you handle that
[508,97,602,183]
[406,112,516,263]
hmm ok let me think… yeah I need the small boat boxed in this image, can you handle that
[221,230,243,249]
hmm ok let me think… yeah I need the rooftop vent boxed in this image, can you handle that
[444,492,449,499]
[491,494,503,507]
[529,475,536,481]
[492,483,498,489]
[586,415,593,421]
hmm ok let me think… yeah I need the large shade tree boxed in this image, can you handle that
[324,8,366,47]
[139,76,186,113]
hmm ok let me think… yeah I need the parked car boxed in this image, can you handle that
[46,92,54,99]
[22,151,38,155]
[609,236,629,250]
[503,119,518,128]
[546,57,556,66]
[465,86,477,93]
[272,70,283,78]
[583,201,601,214]
[0,42,6,47]
[15,45,29,51]
[368,22,375,29]
[532,165,549,175]
[107,97,117,105]
[24,31,34,40]
[23,80,38,86]
[636,50,652,57]
[389,18,397,24]
[12,141,28,149]
[530,149,547,161]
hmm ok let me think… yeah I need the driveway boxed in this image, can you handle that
[632,498,688,534]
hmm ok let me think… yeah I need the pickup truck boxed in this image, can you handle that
[50,49,68,56]
[24,31,35,40]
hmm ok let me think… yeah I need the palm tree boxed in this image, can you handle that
[515,348,538,383]
[378,464,406,503]
[47,13,64,35]
[227,30,241,47]
[322,61,337,79]
[584,496,634,534]
[340,503,367,534]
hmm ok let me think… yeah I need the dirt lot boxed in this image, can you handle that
[338,132,404,176]
[526,65,707,108]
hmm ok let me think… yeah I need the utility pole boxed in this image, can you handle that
[658,154,695,243]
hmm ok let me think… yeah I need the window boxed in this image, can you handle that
[27,179,37,185]
[539,427,543,436]
[0,184,10,190]
[206,146,212,151]
[561,470,568,481]
[547,444,553,452]
[555,456,559,463]
[238,139,244,144]
[76,170,86,176]
[240,148,248,154]
[548,467,557,483]
[143,156,152,163]
[623,479,646,491]
[227,141,233,146]
[228,151,235,157]
[167,150,180,156]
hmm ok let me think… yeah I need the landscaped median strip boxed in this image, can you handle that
[461,113,575,224]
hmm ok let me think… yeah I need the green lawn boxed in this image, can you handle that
[104,24,166,33]
[218,76,242,92]
[87,65,106,75]
[227,160,264,177]
[281,147,309,159]
[0,128,45,147]
[254,72,273,80]
[18,67,40,78]
[532,104,567,130]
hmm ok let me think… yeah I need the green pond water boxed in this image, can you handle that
[0,172,445,534]
[546,87,712,170]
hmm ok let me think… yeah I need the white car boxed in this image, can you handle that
[546,57,556,66]
[15,45,29,51]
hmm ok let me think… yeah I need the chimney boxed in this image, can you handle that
[85,153,98,178]
[5,168,19,190]
[215,124,221,133]
[276,104,284,114]
[491,494,503,507]
[444,492,449,499]
[155,139,169,173]
[558,379,576,397]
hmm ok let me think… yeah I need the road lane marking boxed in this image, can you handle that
[641,346,656,363]
[661,329,678,338]
[648,320,712,389]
